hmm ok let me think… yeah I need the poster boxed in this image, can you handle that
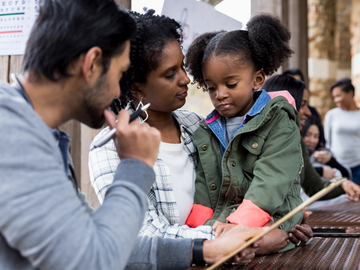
[161,0,242,53]
[0,0,40,56]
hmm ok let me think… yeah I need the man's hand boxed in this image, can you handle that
[288,210,313,246]
[104,109,160,167]
[341,180,360,202]
[202,226,265,265]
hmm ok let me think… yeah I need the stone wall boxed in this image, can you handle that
[308,0,353,119]
[351,0,360,106]
[308,0,336,119]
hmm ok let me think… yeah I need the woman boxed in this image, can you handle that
[302,115,351,180]
[89,10,311,257]
[263,75,360,206]
[325,78,360,185]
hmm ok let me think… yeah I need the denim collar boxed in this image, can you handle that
[205,90,271,153]
[50,128,71,176]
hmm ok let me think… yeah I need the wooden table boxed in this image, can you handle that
[308,200,360,229]
[192,201,360,270]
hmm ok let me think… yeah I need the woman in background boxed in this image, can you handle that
[301,115,350,180]
[325,78,360,185]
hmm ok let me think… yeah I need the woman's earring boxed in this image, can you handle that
[254,87,258,90]
[136,97,148,123]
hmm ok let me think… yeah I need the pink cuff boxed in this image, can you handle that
[226,199,271,227]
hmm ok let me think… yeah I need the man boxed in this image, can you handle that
[0,0,263,269]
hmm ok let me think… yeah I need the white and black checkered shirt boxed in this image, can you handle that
[89,109,215,239]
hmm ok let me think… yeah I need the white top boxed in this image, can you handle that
[158,137,195,225]
[324,107,360,168]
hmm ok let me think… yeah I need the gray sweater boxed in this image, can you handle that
[0,80,192,270]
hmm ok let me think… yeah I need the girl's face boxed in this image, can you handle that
[132,40,190,113]
[303,124,320,151]
[332,86,353,109]
[299,89,311,130]
[202,56,264,117]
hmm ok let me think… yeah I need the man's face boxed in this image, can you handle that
[82,41,130,128]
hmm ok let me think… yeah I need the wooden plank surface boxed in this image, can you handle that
[8,55,24,82]
[193,237,360,270]
[0,56,10,82]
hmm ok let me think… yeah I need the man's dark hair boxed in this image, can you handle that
[110,9,183,114]
[330,78,355,95]
[263,74,306,111]
[22,0,136,81]
[185,13,293,90]
[282,68,305,82]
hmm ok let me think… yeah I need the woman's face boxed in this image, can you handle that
[332,86,354,109]
[299,89,311,130]
[134,40,190,113]
[202,55,264,117]
[303,124,320,151]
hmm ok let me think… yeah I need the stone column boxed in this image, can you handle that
[351,0,360,106]
[251,0,287,74]
[251,0,308,79]
[335,0,352,80]
[287,0,309,85]
[308,0,336,119]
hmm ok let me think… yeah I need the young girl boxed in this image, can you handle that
[184,14,304,251]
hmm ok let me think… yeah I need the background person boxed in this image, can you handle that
[301,115,351,180]
[263,75,360,209]
[325,78,360,185]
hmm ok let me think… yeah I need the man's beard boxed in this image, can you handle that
[83,74,111,129]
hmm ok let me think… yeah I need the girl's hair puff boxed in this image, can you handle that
[185,13,293,91]
[110,9,183,114]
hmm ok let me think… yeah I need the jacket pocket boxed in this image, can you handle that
[242,135,265,173]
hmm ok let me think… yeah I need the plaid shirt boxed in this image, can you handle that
[89,109,215,239]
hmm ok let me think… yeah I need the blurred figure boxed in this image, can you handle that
[282,69,324,142]
[301,115,351,180]
[263,75,360,202]
[325,78,360,185]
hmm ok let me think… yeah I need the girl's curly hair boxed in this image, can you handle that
[185,13,293,91]
[110,9,183,114]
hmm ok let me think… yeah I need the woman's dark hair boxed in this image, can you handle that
[22,0,136,81]
[110,9,183,114]
[330,78,355,95]
[282,68,305,82]
[185,13,293,90]
[300,115,325,152]
[263,75,305,111]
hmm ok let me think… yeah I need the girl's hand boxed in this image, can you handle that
[288,210,313,246]
[322,166,337,180]
[253,229,288,255]
[212,221,238,238]
[314,150,332,164]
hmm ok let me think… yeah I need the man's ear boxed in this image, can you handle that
[130,83,143,100]
[82,46,103,82]
[254,70,266,90]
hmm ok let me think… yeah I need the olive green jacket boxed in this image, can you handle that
[193,96,304,251]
